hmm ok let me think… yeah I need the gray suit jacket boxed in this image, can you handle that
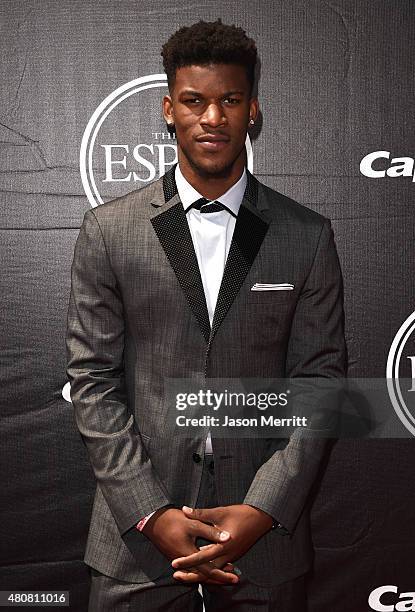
[66,166,346,587]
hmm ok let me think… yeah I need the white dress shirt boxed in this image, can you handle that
[176,164,246,324]
[176,164,247,453]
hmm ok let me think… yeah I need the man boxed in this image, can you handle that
[66,19,346,611]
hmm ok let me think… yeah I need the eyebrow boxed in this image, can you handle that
[179,89,245,97]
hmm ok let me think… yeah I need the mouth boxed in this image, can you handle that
[195,134,230,151]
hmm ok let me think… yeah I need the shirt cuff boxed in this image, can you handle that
[136,511,157,532]
[246,504,289,534]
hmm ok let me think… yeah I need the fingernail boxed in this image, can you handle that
[219,530,230,540]
[182,505,193,512]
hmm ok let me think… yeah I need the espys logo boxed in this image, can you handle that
[369,586,415,611]
[80,73,253,208]
[360,151,415,181]
[387,311,415,436]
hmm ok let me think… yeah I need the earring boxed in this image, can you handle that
[249,119,255,125]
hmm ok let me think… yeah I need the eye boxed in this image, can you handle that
[223,97,240,105]
[185,97,201,104]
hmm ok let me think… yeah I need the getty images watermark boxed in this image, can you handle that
[175,387,308,430]
[166,378,348,438]
[163,377,415,439]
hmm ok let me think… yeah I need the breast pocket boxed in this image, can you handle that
[241,289,296,346]
[248,289,295,308]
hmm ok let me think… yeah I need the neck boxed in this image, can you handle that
[178,154,245,200]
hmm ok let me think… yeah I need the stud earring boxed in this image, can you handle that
[249,119,255,125]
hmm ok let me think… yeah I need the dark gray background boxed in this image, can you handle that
[1,1,414,610]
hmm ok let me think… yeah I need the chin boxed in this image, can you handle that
[192,156,236,178]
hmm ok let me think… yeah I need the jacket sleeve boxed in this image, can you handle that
[243,218,347,534]
[66,209,171,535]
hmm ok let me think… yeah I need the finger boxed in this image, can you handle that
[172,571,226,585]
[196,552,234,572]
[180,561,234,577]
[182,506,219,524]
[172,544,227,569]
[173,567,239,584]
[201,554,240,576]
[175,572,236,585]
[196,551,235,572]
[190,559,239,584]
[197,545,235,571]
[194,521,230,544]
[172,557,238,585]
[203,565,240,584]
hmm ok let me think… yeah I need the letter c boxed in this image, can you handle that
[368,585,397,611]
[360,151,390,178]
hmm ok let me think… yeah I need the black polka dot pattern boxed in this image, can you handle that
[162,165,178,201]
[158,164,268,345]
[210,205,269,343]
[151,202,211,343]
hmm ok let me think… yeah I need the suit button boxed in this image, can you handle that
[192,452,202,463]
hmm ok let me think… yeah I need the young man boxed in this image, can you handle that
[66,20,346,611]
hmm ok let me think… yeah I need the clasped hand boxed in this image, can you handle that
[142,504,273,585]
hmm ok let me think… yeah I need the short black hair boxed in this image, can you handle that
[161,19,257,93]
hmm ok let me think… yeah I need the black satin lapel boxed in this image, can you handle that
[210,204,270,341]
[151,203,211,343]
[162,165,178,201]
[244,169,259,206]
[158,166,264,344]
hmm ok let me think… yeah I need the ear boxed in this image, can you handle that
[248,97,259,124]
[163,95,174,126]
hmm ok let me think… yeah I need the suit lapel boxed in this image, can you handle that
[150,166,270,345]
[210,172,270,341]
[151,167,211,342]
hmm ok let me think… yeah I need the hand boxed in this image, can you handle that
[171,504,273,583]
[142,507,239,585]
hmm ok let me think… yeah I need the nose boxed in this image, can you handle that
[200,103,226,128]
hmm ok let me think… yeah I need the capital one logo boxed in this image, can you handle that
[360,151,415,181]
[80,74,254,208]
[369,586,415,611]
[386,311,415,436]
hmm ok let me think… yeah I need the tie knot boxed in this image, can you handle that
[191,198,225,214]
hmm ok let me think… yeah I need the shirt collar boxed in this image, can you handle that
[175,164,247,217]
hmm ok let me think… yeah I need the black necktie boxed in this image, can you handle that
[186,197,237,217]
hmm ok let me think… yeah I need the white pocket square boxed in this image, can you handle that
[251,283,294,291]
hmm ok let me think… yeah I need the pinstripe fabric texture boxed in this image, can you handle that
[66,165,346,587]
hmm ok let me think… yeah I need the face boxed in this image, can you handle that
[163,63,258,181]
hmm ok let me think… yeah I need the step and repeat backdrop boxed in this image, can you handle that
[1,1,414,610]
